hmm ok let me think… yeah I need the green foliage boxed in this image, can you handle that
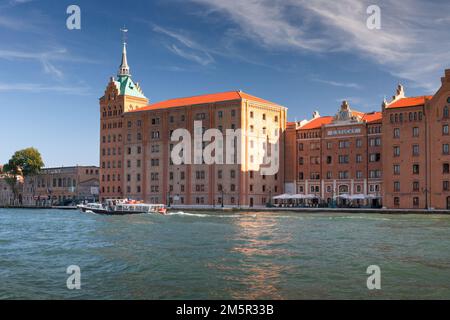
[3,147,44,177]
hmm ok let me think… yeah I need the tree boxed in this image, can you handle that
[3,148,44,205]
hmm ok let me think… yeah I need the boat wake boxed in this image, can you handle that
[166,211,210,217]
[166,211,253,218]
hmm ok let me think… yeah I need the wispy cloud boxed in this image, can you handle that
[0,82,90,95]
[190,0,450,91]
[0,47,98,79]
[0,48,67,79]
[153,24,215,66]
[313,78,362,89]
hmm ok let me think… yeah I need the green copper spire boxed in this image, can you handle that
[118,28,130,77]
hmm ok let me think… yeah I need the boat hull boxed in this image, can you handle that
[79,206,167,215]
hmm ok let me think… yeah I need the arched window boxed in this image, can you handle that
[444,106,449,119]
[338,185,349,194]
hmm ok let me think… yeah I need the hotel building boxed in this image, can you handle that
[100,42,286,207]
[99,39,450,210]
[290,103,383,207]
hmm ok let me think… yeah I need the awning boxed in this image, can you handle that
[350,194,366,200]
[336,194,351,199]
[273,194,293,200]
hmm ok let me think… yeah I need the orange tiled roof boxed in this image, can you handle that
[387,96,433,109]
[300,116,334,130]
[131,91,278,112]
[362,112,382,123]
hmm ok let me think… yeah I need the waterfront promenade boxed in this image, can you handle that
[1,205,450,215]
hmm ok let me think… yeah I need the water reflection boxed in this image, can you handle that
[222,213,295,299]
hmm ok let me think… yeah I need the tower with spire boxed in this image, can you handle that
[118,28,130,77]
[98,29,149,201]
[118,42,130,77]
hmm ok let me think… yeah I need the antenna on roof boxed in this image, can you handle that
[120,26,128,45]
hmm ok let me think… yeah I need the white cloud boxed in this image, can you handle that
[0,48,67,79]
[153,24,215,66]
[0,82,90,95]
[313,78,362,89]
[190,0,450,91]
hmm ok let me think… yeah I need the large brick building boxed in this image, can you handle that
[99,39,450,210]
[100,42,286,207]
[382,70,450,209]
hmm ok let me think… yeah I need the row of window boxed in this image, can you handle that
[298,184,381,194]
[34,178,77,189]
[393,164,421,175]
[393,197,421,207]
[393,181,450,193]
[393,144,450,156]
[102,122,123,130]
[299,153,381,165]
[298,170,382,180]
[299,139,368,151]
[389,111,423,123]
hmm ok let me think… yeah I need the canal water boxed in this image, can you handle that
[0,208,449,299]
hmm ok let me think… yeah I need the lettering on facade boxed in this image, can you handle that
[327,128,362,136]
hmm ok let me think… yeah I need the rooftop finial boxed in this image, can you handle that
[118,27,130,77]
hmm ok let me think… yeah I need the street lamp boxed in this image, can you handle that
[167,189,172,208]
[268,187,272,207]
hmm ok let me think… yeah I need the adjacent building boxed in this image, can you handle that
[23,166,99,206]
[291,103,382,207]
[382,69,450,209]
[0,173,23,207]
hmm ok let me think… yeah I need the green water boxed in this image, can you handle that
[0,209,449,299]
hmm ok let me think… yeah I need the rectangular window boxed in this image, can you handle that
[394,146,400,157]
[356,154,362,163]
[443,124,449,136]
[444,144,449,155]
[338,155,349,164]
[394,181,400,192]
[393,128,400,138]
[444,163,450,174]
[413,127,419,137]
[339,141,350,149]
[356,139,362,148]
[394,165,400,175]
[369,153,381,162]
[413,164,420,174]
[394,197,400,206]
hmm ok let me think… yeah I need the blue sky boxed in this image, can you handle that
[1,0,449,167]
